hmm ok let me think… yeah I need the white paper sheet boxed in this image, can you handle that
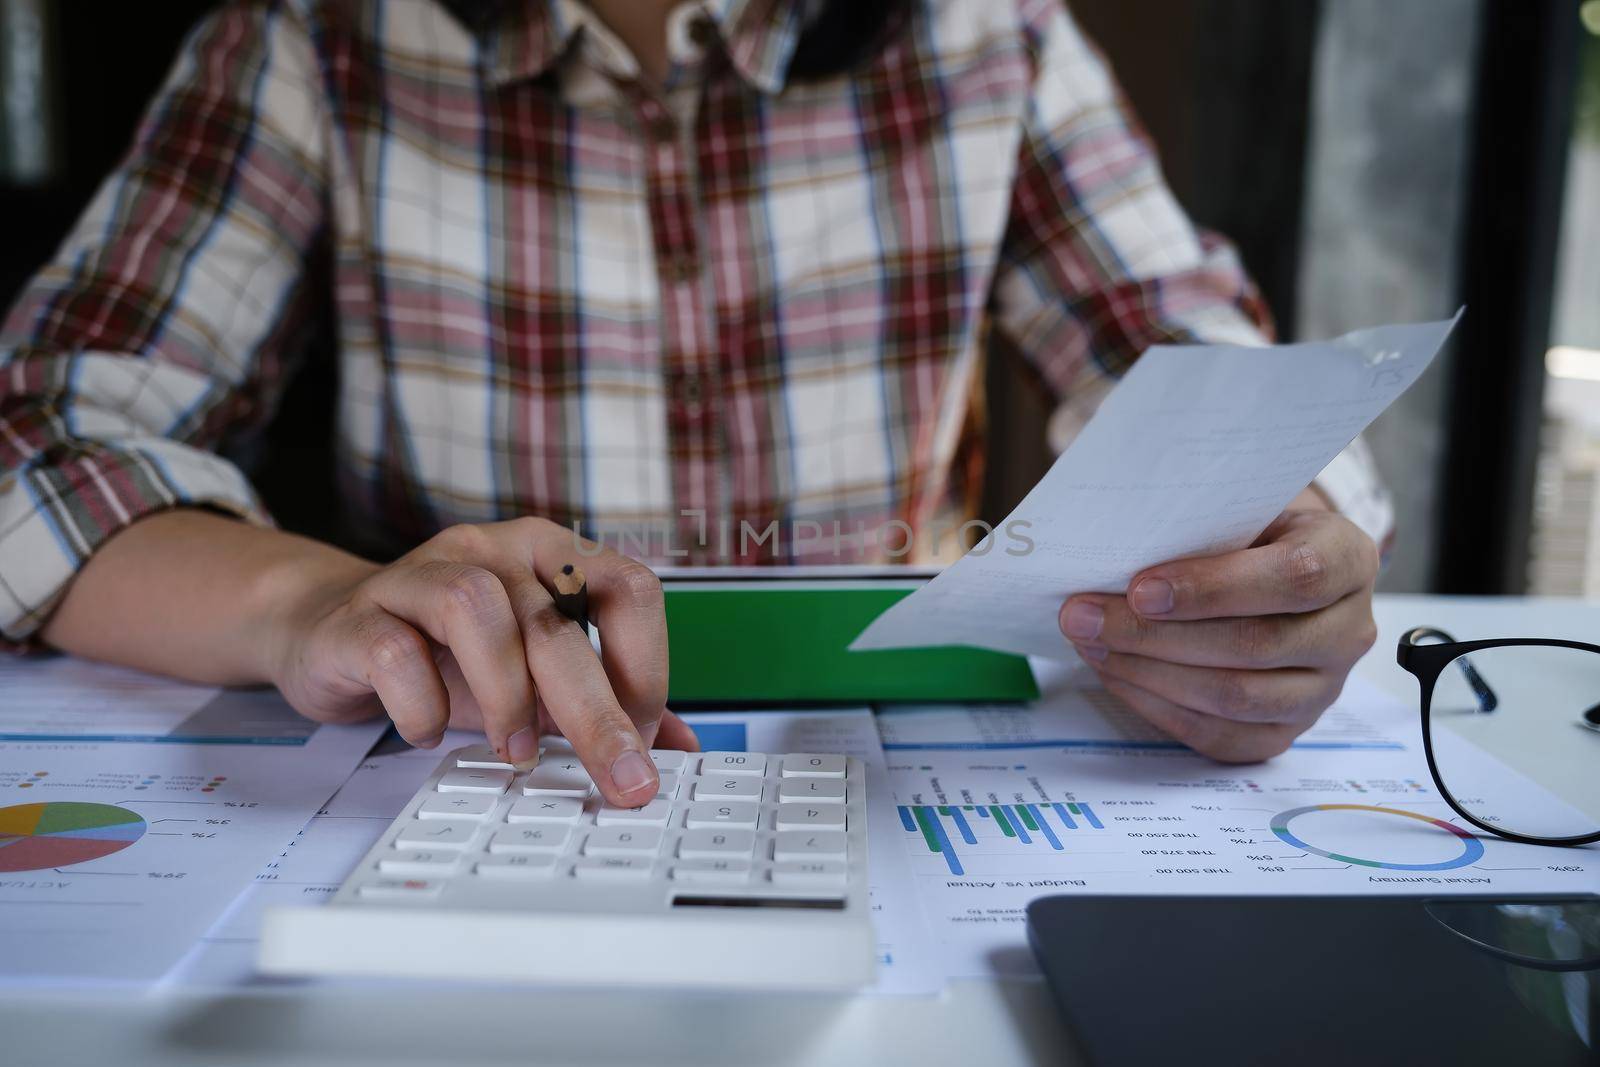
[0,658,384,984]
[852,316,1460,657]
[167,709,941,996]
[881,674,1600,979]
[163,728,483,988]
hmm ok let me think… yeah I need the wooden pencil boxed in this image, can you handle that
[551,563,590,633]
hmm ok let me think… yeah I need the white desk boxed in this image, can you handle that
[3,594,1595,1067]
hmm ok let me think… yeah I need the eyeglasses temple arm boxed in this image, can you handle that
[1401,626,1499,713]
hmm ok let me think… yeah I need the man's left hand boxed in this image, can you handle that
[1059,490,1380,762]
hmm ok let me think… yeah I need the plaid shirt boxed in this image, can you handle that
[0,0,1389,641]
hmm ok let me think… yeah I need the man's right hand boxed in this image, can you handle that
[265,517,693,807]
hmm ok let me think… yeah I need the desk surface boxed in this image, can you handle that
[3,594,1595,1067]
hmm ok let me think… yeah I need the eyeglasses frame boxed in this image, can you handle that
[1395,626,1600,848]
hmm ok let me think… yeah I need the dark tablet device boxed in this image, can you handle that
[1027,894,1600,1066]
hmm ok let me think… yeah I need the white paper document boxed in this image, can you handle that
[853,316,1460,657]
[881,671,1600,980]
[0,658,384,984]
[164,728,485,988]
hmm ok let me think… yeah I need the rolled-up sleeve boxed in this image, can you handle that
[0,0,328,642]
[991,0,1394,551]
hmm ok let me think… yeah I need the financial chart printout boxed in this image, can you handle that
[0,659,383,984]
[880,667,1600,979]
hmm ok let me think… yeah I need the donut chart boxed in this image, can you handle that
[1270,803,1485,872]
[0,802,147,873]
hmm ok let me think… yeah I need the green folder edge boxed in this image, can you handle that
[663,585,1039,704]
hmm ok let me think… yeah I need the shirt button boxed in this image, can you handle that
[646,113,676,143]
[682,375,704,407]
[687,15,718,49]
[663,256,699,283]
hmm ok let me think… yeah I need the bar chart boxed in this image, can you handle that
[897,801,1105,876]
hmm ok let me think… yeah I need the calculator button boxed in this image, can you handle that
[573,856,653,881]
[595,798,672,827]
[684,802,760,829]
[775,804,847,831]
[539,735,575,754]
[773,831,848,861]
[770,861,847,890]
[378,850,461,876]
[655,771,682,800]
[476,854,558,880]
[649,750,688,773]
[692,777,763,802]
[358,878,443,900]
[438,768,513,795]
[396,820,479,850]
[678,829,755,859]
[671,859,752,884]
[584,827,663,856]
[454,745,514,770]
[419,794,497,820]
[781,754,847,778]
[700,752,766,776]
[776,778,846,804]
[489,826,571,855]
[507,796,584,824]
[522,759,594,798]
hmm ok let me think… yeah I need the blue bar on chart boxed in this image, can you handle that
[1072,802,1104,829]
[897,802,1099,876]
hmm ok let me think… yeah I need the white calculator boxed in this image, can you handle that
[259,740,874,990]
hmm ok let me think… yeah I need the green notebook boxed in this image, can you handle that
[662,583,1038,704]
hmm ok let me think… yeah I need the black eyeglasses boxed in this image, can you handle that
[1396,627,1600,847]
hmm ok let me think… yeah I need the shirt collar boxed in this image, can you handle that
[476,0,805,95]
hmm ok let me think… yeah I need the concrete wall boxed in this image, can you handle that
[1296,0,1483,591]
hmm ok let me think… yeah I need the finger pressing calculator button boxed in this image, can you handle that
[419,794,497,820]
[678,828,756,859]
[769,861,847,891]
[358,878,443,900]
[774,830,848,861]
[584,827,663,856]
[507,796,584,824]
[649,750,688,773]
[776,778,846,804]
[475,854,557,880]
[671,859,752,884]
[573,856,653,881]
[595,798,672,826]
[396,820,479,850]
[655,771,682,800]
[684,802,760,829]
[489,826,571,855]
[692,776,763,802]
[379,850,461,876]
[775,804,847,831]
[438,768,513,795]
[780,754,846,778]
[522,759,594,798]
[700,752,766,776]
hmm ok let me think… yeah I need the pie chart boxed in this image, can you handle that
[0,802,147,873]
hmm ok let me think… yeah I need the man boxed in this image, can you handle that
[0,0,1385,806]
